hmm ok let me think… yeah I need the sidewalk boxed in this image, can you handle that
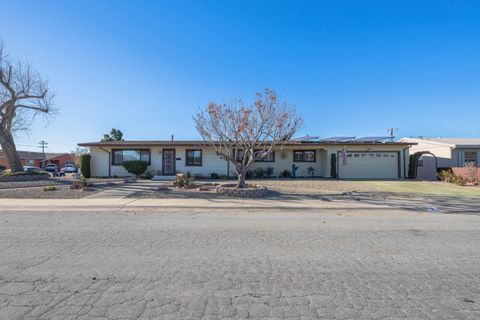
[0,197,393,212]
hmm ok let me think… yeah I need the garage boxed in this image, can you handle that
[338,151,400,179]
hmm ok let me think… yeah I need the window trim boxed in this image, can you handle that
[185,149,203,167]
[111,149,151,166]
[293,150,316,162]
[464,151,478,166]
[254,150,275,162]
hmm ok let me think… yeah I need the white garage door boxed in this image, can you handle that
[338,152,399,179]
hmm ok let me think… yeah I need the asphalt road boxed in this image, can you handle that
[0,207,479,319]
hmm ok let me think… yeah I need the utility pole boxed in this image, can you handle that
[38,140,48,161]
[387,128,398,142]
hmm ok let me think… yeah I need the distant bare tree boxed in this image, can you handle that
[0,42,55,172]
[194,89,303,188]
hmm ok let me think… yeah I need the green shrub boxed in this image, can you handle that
[210,172,219,179]
[451,174,465,186]
[43,186,56,191]
[280,169,291,178]
[437,170,453,183]
[173,173,194,188]
[1,170,49,177]
[140,171,153,180]
[330,154,337,178]
[219,174,229,180]
[122,160,148,177]
[253,167,266,179]
[70,179,90,190]
[245,170,253,179]
[408,154,416,179]
[265,167,274,178]
[0,165,6,172]
[80,154,91,178]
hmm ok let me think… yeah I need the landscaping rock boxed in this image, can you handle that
[215,184,268,198]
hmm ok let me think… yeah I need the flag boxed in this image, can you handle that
[341,147,348,166]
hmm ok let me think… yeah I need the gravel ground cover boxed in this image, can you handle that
[0,178,125,199]
[127,179,391,200]
[0,185,96,199]
[0,179,69,190]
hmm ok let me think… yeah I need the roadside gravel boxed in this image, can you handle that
[0,185,96,199]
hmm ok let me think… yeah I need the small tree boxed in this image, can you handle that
[122,160,147,177]
[80,154,91,178]
[101,128,124,142]
[194,89,303,188]
[463,162,478,184]
[0,42,55,172]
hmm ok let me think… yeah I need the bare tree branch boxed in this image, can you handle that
[0,41,56,172]
[193,89,303,188]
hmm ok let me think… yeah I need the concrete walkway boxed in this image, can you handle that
[85,181,170,199]
[0,197,395,213]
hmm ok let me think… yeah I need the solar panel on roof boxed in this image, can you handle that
[318,136,356,142]
[351,136,392,142]
[292,135,319,142]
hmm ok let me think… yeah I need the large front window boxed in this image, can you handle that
[464,151,477,166]
[254,150,275,162]
[293,150,316,162]
[186,149,202,166]
[112,149,150,165]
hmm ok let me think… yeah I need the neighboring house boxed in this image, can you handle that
[0,150,74,170]
[400,137,480,180]
[78,137,413,179]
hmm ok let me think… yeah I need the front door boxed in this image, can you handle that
[162,149,176,175]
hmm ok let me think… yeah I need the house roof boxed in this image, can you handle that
[401,137,480,148]
[78,140,414,147]
[0,150,69,160]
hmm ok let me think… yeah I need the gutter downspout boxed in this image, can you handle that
[99,147,111,177]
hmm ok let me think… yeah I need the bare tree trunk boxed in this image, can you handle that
[0,130,23,172]
[236,170,247,188]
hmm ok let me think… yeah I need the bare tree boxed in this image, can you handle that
[194,89,303,188]
[0,42,55,172]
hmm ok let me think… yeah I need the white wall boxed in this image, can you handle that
[400,138,453,168]
[88,144,407,178]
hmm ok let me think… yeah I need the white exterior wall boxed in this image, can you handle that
[400,138,453,168]
[324,144,409,179]
[248,147,326,178]
[88,144,408,179]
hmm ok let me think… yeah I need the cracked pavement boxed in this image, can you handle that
[0,206,479,319]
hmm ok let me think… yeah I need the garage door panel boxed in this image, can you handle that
[339,152,399,179]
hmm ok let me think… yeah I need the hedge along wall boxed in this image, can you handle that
[80,154,91,178]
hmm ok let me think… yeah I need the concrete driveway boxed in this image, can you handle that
[0,201,479,319]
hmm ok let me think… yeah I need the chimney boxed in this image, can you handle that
[171,134,174,142]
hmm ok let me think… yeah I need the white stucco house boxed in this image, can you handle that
[400,137,480,180]
[78,137,413,179]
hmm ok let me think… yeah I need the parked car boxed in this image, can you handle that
[23,166,44,172]
[62,164,77,173]
[43,164,58,175]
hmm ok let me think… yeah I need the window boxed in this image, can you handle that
[464,151,477,166]
[186,149,202,166]
[293,150,315,162]
[112,149,150,165]
[254,150,275,162]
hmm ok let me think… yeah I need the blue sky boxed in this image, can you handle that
[1,0,479,152]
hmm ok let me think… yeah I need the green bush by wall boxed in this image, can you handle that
[80,154,91,178]
[330,153,337,178]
